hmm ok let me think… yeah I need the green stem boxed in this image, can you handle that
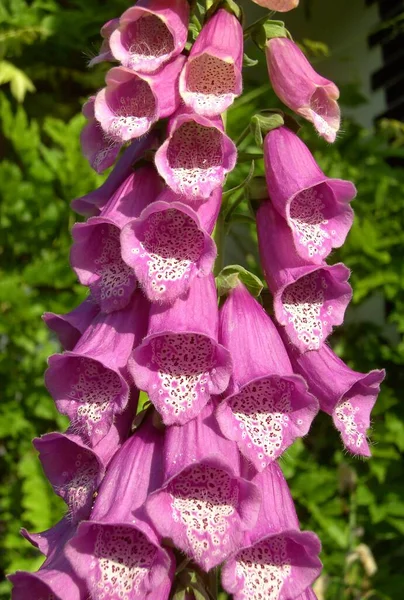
[207,567,218,599]
[243,11,275,39]
[213,211,226,277]
[235,124,251,147]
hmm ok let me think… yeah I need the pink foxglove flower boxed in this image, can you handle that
[257,200,352,352]
[222,464,322,600]
[129,275,232,425]
[95,56,185,142]
[155,108,237,200]
[80,96,121,173]
[110,0,189,73]
[88,18,119,67]
[179,9,243,117]
[45,294,149,446]
[66,418,175,600]
[282,338,385,456]
[43,296,100,351]
[121,198,217,304]
[264,126,356,263]
[266,37,341,142]
[71,166,161,313]
[251,0,299,11]
[146,404,261,571]
[216,283,318,471]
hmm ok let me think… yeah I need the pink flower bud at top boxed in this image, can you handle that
[129,275,233,425]
[95,55,185,143]
[216,283,318,470]
[281,335,385,456]
[257,201,352,352]
[155,108,237,200]
[43,296,100,351]
[80,96,121,173]
[88,18,119,67]
[146,404,261,571]
[264,126,356,263]
[251,0,299,11]
[266,38,341,142]
[110,0,189,74]
[179,9,243,117]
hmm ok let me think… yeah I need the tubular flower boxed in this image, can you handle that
[251,0,299,11]
[216,283,318,471]
[43,296,100,351]
[45,293,149,446]
[281,336,385,456]
[80,96,121,173]
[155,108,237,200]
[110,0,189,73]
[266,37,341,142]
[257,200,352,352]
[129,275,232,425]
[70,166,162,313]
[264,126,356,263]
[94,56,185,143]
[146,404,261,571]
[89,18,119,67]
[222,463,322,600]
[179,8,243,117]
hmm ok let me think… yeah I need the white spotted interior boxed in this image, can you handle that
[289,187,332,258]
[108,80,155,138]
[122,14,174,67]
[334,400,364,449]
[187,54,236,110]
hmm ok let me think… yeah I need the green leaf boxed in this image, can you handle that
[216,264,264,298]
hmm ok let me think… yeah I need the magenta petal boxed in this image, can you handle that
[129,276,232,425]
[257,201,352,352]
[155,110,237,200]
[80,97,121,173]
[151,186,223,232]
[88,18,119,67]
[121,200,216,304]
[180,9,243,116]
[21,517,75,558]
[34,433,105,522]
[110,0,189,73]
[264,127,356,263]
[43,297,100,351]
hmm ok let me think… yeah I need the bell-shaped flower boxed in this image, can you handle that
[89,18,119,67]
[70,166,162,313]
[80,96,121,173]
[95,56,185,143]
[110,0,189,74]
[45,293,149,447]
[266,38,340,142]
[179,9,243,117]
[257,201,352,352]
[283,338,385,456]
[216,283,318,471]
[129,275,232,425]
[71,133,157,216]
[251,0,299,11]
[66,417,175,600]
[43,296,100,351]
[155,108,237,200]
[222,463,322,600]
[146,404,261,571]
[121,195,217,305]
[264,126,355,263]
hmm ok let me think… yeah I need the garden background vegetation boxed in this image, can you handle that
[1,1,403,598]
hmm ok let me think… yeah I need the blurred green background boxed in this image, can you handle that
[1,1,404,599]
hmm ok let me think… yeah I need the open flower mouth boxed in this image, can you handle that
[185,54,238,114]
[307,87,340,143]
[106,79,156,140]
[121,14,175,70]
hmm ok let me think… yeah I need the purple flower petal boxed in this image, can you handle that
[43,296,100,351]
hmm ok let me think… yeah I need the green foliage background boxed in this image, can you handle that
[1,1,403,599]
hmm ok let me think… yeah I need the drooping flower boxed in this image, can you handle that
[257,200,352,352]
[129,275,232,425]
[89,18,119,67]
[251,0,299,11]
[66,417,175,600]
[43,296,100,351]
[110,0,189,73]
[121,198,217,304]
[266,37,341,142]
[179,8,243,117]
[45,293,149,446]
[146,404,261,571]
[71,132,157,216]
[281,337,385,456]
[155,108,237,200]
[70,166,161,313]
[222,463,322,600]
[264,126,356,263]
[216,283,318,471]
[95,55,185,143]
[80,96,121,173]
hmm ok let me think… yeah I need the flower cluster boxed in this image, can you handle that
[10,1,384,599]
